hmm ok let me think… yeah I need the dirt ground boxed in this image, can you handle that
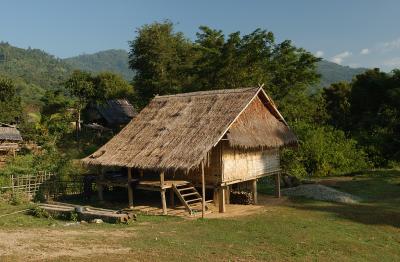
[0,195,286,261]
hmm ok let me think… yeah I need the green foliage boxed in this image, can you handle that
[129,21,195,107]
[323,82,351,130]
[0,76,22,123]
[282,123,370,177]
[31,206,51,218]
[325,69,400,166]
[0,42,72,90]
[129,22,320,106]
[93,71,134,101]
[10,192,30,206]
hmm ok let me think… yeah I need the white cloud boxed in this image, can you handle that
[360,48,370,55]
[382,57,400,67]
[379,37,400,52]
[330,51,352,64]
[315,50,324,57]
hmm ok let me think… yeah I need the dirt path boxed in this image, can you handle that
[0,228,136,261]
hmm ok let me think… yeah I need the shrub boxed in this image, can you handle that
[282,122,370,177]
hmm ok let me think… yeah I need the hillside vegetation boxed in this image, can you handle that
[64,49,134,80]
[317,60,367,87]
[0,42,72,105]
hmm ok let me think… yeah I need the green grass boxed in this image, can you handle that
[0,170,399,261]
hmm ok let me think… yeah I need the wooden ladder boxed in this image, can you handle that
[172,183,206,215]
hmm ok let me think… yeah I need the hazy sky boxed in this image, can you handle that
[1,0,400,71]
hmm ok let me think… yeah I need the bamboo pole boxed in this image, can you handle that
[201,161,206,218]
[127,167,134,209]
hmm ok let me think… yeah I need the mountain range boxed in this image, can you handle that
[64,49,368,88]
[0,42,368,105]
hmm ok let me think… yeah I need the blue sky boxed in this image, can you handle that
[1,0,400,71]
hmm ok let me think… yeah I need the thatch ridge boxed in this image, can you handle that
[82,87,296,171]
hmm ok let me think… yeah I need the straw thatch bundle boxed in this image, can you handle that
[82,87,296,172]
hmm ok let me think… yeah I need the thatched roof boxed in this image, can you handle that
[96,99,136,126]
[0,123,23,141]
[82,87,297,171]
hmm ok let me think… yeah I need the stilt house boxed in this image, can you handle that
[0,123,23,157]
[82,87,297,216]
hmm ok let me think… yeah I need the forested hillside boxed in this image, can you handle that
[64,49,133,80]
[0,42,72,105]
[317,60,367,87]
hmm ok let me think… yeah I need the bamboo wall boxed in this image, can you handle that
[222,145,280,183]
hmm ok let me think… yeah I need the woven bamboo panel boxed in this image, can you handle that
[222,147,279,182]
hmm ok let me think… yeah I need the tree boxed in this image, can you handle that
[323,82,351,130]
[64,70,95,134]
[347,69,400,165]
[129,21,196,107]
[93,72,134,102]
[0,76,22,123]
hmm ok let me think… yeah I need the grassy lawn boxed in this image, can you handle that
[0,170,399,261]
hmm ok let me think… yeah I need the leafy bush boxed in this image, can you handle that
[282,122,370,177]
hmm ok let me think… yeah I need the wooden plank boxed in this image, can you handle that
[127,167,134,209]
[275,173,281,198]
[252,179,258,204]
[201,161,206,219]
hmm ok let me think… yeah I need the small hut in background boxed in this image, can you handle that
[85,99,137,129]
[0,123,23,157]
[82,87,297,217]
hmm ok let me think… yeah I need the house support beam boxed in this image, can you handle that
[127,167,134,209]
[219,186,226,213]
[275,173,281,198]
[201,161,206,219]
[160,172,167,215]
[213,188,219,206]
[251,179,258,204]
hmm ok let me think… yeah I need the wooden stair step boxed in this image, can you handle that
[175,183,190,188]
[181,192,199,197]
[178,187,195,192]
[186,198,202,203]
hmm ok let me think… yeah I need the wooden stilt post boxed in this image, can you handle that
[98,167,104,202]
[160,171,167,215]
[219,186,226,213]
[275,173,281,198]
[127,167,134,209]
[251,179,258,204]
[225,185,230,204]
[213,187,219,207]
[201,161,206,219]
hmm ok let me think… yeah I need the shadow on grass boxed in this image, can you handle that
[287,170,400,228]
[288,198,400,228]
